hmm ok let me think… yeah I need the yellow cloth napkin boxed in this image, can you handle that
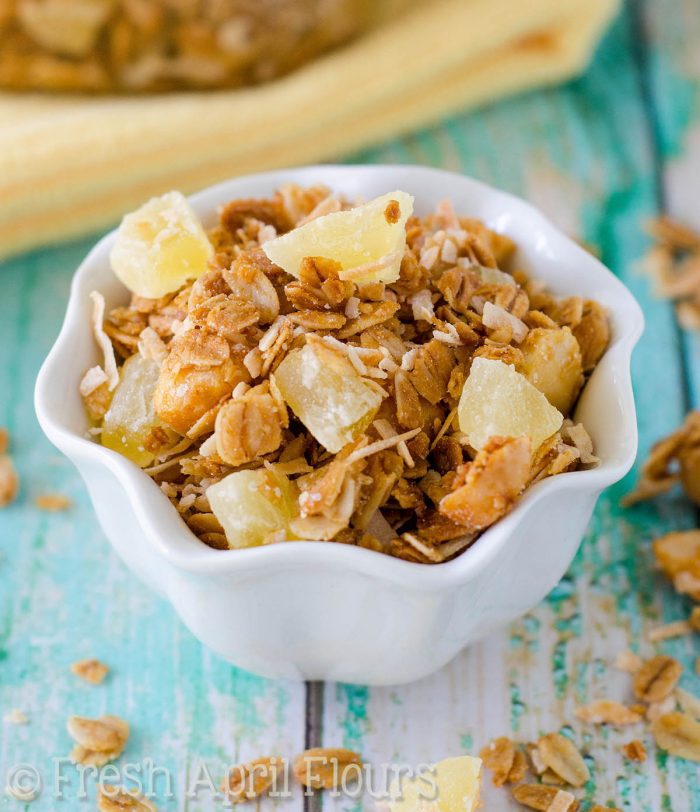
[0,0,618,259]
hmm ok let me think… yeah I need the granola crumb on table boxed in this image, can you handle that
[82,184,608,561]
[71,658,109,685]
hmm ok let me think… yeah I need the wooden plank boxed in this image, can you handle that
[320,7,700,811]
[640,0,700,406]
[0,242,307,811]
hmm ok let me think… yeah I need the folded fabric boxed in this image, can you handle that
[0,0,618,259]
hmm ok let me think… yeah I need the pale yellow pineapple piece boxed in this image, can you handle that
[101,355,162,467]
[386,756,481,812]
[207,468,298,549]
[110,191,213,299]
[262,191,414,283]
[520,327,584,414]
[272,342,382,453]
[458,358,563,451]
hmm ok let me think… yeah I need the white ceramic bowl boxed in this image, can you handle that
[35,165,643,685]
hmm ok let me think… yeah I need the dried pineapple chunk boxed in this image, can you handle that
[458,357,563,451]
[110,191,213,299]
[101,355,162,467]
[386,756,482,812]
[207,467,298,549]
[272,341,382,453]
[262,191,414,283]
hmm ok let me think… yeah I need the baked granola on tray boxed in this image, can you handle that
[80,184,609,563]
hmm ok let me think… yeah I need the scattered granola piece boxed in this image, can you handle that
[97,785,157,811]
[624,412,700,506]
[0,428,8,455]
[690,607,700,632]
[646,694,677,722]
[648,619,693,642]
[0,456,18,508]
[511,784,578,811]
[651,711,700,763]
[221,756,283,802]
[3,709,28,725]
[653,530,700,599]
[575,700,643,726]
[613,649,643,673]
[480,737,516,787]
[67,715,129,767]
[292,748,362,790]
[633,655,683,703]
[642,217,700,330]
[35,493,72,512]
[526,743,548,776]
[71,658,109,685]
[621,740,647,762]
[536,733,589,787]
[508,749,529,783]
[675,688,700,720]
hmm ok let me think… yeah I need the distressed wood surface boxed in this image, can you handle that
[1,1,699,810]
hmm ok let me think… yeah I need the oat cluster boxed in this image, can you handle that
[0,0,365,92]
[643,216,700,330]
[625,411,700,507]
[82,184,610,561]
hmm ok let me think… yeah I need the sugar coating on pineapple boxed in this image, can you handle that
[272,342,383,453]
[458,357,563,451]
[110,191,213,299]
[262,190,414,283]
[207,468,298,549]
[386,756,482,812]
[101,354,162,467]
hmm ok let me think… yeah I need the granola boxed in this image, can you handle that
[535,733,589,788]
[652,530,700,601]
[97,785,157,812]
[0,454,18,508]
[82,185,608,560]
[71,658,109,685]
[221,756,283,802]
[0,1,369,92]
[574,700,643,726]
[633,655,683,703]
[621,739,647,762]
[35,493,72,511]
[624,412,700,506]
[642,216,700,330]
[292,747,362,790]
[67,715,129,767]
[651,711,700,763]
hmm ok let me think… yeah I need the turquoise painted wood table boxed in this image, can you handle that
[1,2,699,809]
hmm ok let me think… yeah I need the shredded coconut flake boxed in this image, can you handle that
[89,291,119,390]
[482,301,528,343]
[79,365,109,397]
